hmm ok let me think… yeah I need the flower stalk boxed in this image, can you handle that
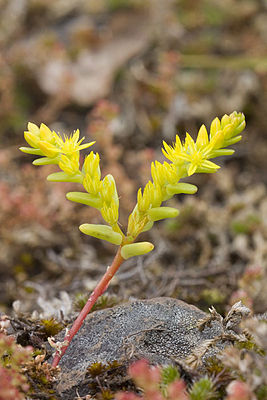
[51,247,124,367]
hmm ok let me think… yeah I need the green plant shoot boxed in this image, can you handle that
[20,111,246,367]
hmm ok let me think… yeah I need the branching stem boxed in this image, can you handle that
[51,247,124,367]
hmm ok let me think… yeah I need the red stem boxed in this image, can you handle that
[51,247,124,367]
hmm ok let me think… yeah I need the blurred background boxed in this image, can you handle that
[0,0,266,319]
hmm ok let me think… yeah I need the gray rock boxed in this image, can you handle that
[55,298,226,398]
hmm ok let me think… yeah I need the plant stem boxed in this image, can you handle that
[51,247,124,367]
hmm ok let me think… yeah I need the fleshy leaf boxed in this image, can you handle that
[19,147,44,156]
[224,135,242,146]
[166,183,198,196]
[148,207,179,222]
[66,192,102,209]
[33,156,60,165]
[47,172,83,183]
[141,221,154,233]
[209,149,234,158]
[79,224,122,245]
[121,242,154,260]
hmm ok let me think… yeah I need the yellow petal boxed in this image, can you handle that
[39,141,59,158]
[221,114,231,129]
[78,141,96,151]
[39,123,54,142]
[185,133,196,153]
[201,160,220,170]
[210,117,221,138]
[27,122,40,136]
[188,164,197,176]
[196,124,209,148]
[24,131,40,148]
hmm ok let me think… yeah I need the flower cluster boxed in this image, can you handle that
[22,123,95,176]
[127,111,245,240]
[20,111,245,260]
[21,123,123,245]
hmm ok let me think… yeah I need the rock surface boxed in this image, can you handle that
[55,298,226,398]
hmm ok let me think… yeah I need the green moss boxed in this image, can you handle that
[39,318,64,338]
[201,288,226,305]
[190,377,216,400]
[231,214,261,235]
[74,293,118,312]
[235,338,265,356]
[256,385,267,400]
[161,365,181,396]
[161,365,180,385]
[87,360,120,378]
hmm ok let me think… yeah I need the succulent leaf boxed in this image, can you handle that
[79,224,122,245]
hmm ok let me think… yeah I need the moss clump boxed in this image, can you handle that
[39,318,64,338]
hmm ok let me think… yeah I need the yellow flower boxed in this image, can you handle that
[163,132,220,176]
[54,130,95,155]
[162,135,183,165]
